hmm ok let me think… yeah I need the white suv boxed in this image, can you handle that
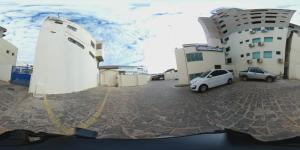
[190,69,233,92]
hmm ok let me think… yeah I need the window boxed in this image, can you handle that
[89,51,95,58]
[244,22,249,24]
[276,51,281,55]
[265,16,276,18]
[240,41,243,44]
[252,38,261,43]
[68,37,85,49]
[189,73,202,80]
[224,37,229,41]
[250,68,264,73]
[280,21,285,23]
[214,65,221,69]
[251,16,261,19]
[264,51,272,58]
[241,54,244,58]
[218,20,224,24]
[237,24,241,26]
[245,29,249,31]
[226,58,232,64]
[210,70,227,77]
[252,21,261,24]
[277,37,282,40]
[12,53,14,56]
[238,31,242,33]
[265,20,275,23]
[225,47,230,52]
[265,27,274,31]
[186,53,203,62]
[246,53,250,56]
[246,39,250,43]
[6,50,9,54]
[223,30,228,34]
[252,28,261,31]
[266,12,278,14]
[250,13,261,15]
[264,37,273,42]
[252,52,260,59]
[281,16,287,18]
[91,41,95,48]
[279,27,283,29]
[67,25,77,31]
[54,20,63,24]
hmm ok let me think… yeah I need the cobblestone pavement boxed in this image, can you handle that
[1,79,300,141]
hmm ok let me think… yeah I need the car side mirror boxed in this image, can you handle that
[207,75,212,78]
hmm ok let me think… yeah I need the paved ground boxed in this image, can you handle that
[1,79,300,141]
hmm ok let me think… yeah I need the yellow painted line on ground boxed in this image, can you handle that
[43,88,110,134]
[79,89,111,129]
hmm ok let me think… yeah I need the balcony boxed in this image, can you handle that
[95,50,103,62]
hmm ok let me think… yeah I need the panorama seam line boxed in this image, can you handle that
[43,88,111,135]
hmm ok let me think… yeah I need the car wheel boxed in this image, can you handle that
[266,77,274,82]
[227,78,233,85]
[241,76,248,81]
[199,85,208,92]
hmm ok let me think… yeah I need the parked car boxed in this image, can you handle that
[239,67,276,82]
[151,74,165,80]
[190,69,233,92]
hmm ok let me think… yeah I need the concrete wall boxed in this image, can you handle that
[29,17,102,95]
[175,47,226,85]
[99,69,118,87]
[289,32,300,79]
[164,70,178,80]
[117,74,149,87]
[0,38,17,82]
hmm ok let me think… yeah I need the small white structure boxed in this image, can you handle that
[0,26,18,82]
[175,44,226,85]
[99,65,149,87]
[163,69,178,80]
[29,16,103,95]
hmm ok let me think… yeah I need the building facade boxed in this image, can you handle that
[175,8,300,85]
[163,69,178,80]
[29,16,103,95]
[199,8,296,78]
[175,44,226,85]
[0,26,18,82]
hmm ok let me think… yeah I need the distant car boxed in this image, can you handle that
[239,67,276,82]
[151,74,165,80]
[190,69,233,92]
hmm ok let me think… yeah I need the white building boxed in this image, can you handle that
[176,8,300,84]
[29,16,103,95]
[0,26,18,82]
[99,65,149,87]
[175,44,226,85]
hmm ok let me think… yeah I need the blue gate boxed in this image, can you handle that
[10,66,32,86]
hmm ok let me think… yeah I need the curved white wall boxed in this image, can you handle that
[29,17,102,94]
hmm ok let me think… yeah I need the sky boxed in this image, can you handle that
[0,0,300,73]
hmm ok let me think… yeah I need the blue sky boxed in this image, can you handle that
[0,0,300,73]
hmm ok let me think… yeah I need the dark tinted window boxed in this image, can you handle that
[210,70,227,77]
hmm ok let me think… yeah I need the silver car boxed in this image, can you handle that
[239,67,277,82]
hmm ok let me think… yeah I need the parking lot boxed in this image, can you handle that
[1,79,300,141]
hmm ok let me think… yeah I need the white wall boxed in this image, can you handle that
[29,17,102,94]
[99,69,118,87]
[289,32,300,79]
[175,47,226,85]
[0,38,17,82]
[117,74,149,87]
[164,70,178,80]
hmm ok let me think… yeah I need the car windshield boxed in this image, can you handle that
[200,71,211,78]
[1,0,300,145]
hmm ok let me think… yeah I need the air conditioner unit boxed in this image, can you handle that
[247,59,252,64]
[261,29,268,33]
[225,52,229,56]
[258,42,264,46]
[248,43,255,48]
[278,58,283,63]
[257,58,263,63]
[250,30,256,34]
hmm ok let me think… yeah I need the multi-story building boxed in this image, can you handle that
[175,8,300,85]
[29,16,103,95]
[0,26,18,82]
